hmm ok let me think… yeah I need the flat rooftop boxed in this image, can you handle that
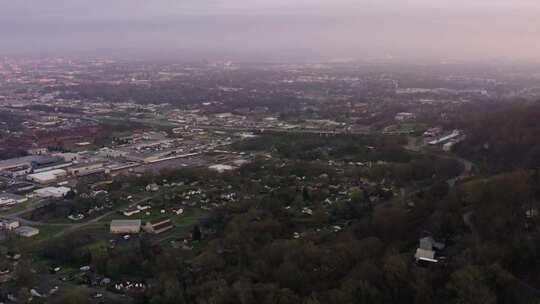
[0,156,38,169]
[111,219,142,226]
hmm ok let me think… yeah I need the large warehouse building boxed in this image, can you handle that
[33,186,71,198]
[110,220,141,234]
[27,169,67,184]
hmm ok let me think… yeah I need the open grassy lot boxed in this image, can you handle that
[32,224,70,240]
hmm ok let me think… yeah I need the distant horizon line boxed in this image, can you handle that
[1,48,539,66]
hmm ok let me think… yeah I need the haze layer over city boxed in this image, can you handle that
[1,1,540,304]
[2,0,540,62]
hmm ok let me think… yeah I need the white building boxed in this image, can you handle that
[415,237,444,264]
[414,248,437,263]
[428,130,462,145]
[395,112,416,122]
[34,186,71,198]
[208,164,235,173]
[27,169,67,184]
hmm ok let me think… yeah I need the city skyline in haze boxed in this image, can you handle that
[2,0,540,62]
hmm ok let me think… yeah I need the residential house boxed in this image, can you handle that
[122,207,141,217]
[414,236,445,264]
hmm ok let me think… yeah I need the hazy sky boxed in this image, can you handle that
[2,0,540,61]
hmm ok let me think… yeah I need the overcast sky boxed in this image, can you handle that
[2,0,540,62]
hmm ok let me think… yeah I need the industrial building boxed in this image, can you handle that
[0,156,38,172]
[122,139,187,163]
[67,163,105,176]
[29,155,64,170]
[2,166,31,178]
[110,219,142,234]
[54,152,80,162]
[97,148,128,158]
[27,169,67,184]
[33,186,71,198]
[0,156,36,177]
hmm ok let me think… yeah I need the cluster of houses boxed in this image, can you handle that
[122,204,152,217]
[114,281,146,293]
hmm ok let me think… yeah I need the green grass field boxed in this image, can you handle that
[32,224,70,240]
